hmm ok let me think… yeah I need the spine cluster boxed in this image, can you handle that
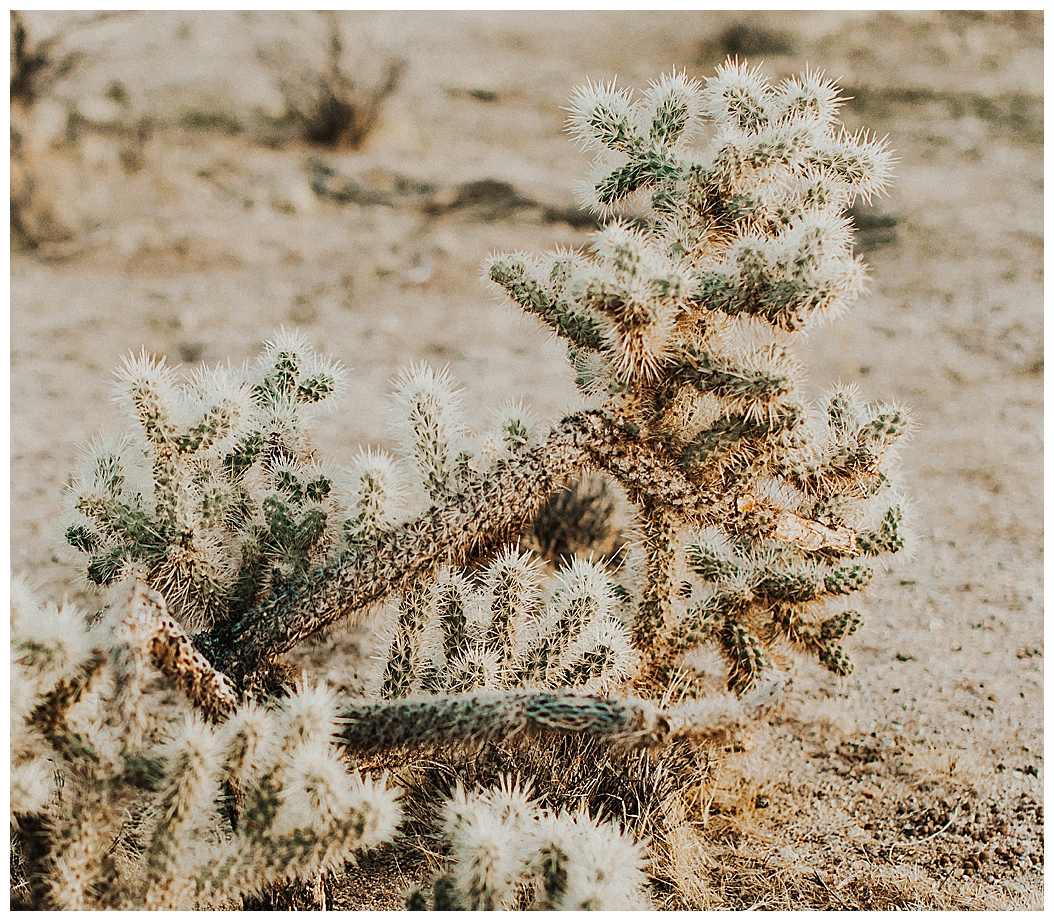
[380,552,634,698]
[409,778,650,910]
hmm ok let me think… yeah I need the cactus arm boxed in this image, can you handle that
[114,581,239,722]
[198,409,853,687]
[336,677,786,755]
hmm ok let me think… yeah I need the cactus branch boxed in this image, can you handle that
[337,677,787,756]
[199,409,854,687]
[112,581,239,722]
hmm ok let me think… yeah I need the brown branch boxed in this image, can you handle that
[118,582,239,722]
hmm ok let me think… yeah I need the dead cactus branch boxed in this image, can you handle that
[113,581,239,723]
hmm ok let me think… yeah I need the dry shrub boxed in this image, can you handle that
[9,11,134,252]
[9,10,85,108]
[522,472,627,567]
[10,10,80,248]
[255,11,404,150]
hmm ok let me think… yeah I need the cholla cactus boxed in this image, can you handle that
[408,778,650,910]
[36,62,912,909]
[488,63,906,692]
[11,579,401,910]
[159,64,902,699]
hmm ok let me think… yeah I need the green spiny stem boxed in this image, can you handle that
[336,680,785,756]
[756,568,825,603]
[74,495,161,547]
[721,621,771,694]
[680,405,801,470]
[856,505,905,555]
[695,263,853,332]
[435,578,469,661]
[337,691,649,753]
[594,145,682,206]
[257,351,300,401]
[515,641,560,687]
[489,260,608,351]
[673,346,791,402]
[818,644,853,676]
[224,432,265,481]
[685,541,741,582]
[824,563,872,594]
[381,585,430,699]
[667,591,738,653]
[561,645,617,687]
[822,609,862,642]
[774,605,861,679]
[85,545,132,587]
[296,372,338,404]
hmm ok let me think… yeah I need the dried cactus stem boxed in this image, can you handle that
[632,505,679,685]
[26,648,107,746]
[126,583,238,721]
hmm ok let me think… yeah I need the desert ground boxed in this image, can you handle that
[9,10,1043,909]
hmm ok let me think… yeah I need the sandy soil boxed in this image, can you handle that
[10,10,1043,909]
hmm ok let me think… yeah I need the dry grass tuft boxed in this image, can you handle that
[255,11,404,150]
[370,734,727,908]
